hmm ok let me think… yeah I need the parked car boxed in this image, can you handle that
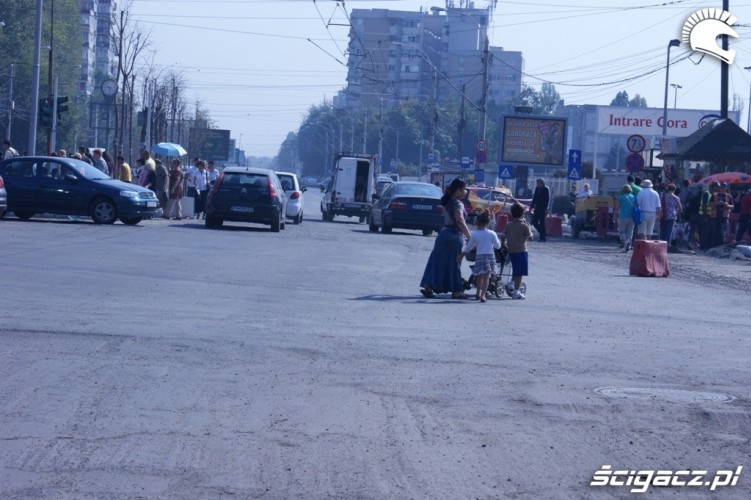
[0,173,7,218]
[205,166,287,232]
[369,181,444,235]
[0,156,159,224]
[275,171,306,224]
[462,185,529,223]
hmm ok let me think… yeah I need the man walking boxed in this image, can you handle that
[636,179,660,239]
[736,187,751,243]
[154,159,169,215]
[92,149,109,174]
[530,178,550,242]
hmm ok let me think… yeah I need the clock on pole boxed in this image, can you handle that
[101,79,118,97]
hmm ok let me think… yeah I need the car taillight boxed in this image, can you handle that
[0,177,4,189]
[211,172,224,194]
[290,191,300,200]
[389,199,408,210]
[268,177,278,199]
[434,205,444,213]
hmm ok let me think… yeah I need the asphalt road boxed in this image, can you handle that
[1,192,749,499]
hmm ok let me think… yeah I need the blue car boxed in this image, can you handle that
[0,156,159,225]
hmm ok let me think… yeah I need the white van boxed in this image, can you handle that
[320,154,375,222]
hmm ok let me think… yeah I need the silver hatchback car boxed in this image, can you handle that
[275,171,306,224]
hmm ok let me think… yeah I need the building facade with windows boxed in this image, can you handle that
[79,0,118,97]
[344,7,522,111]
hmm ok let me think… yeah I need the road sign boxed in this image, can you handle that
[498,164,514,179]
[461,156,471,169]
[474,169,485,182]
[389,159,396,169]
[476,140,488,152]
[427,153,435,163]
[625,153,645,173]
[567,149,582,180]
[627,134,646,153]
[377,156,382,166]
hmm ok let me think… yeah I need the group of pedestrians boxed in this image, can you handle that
[613,174,750,252]
[419,178,532,302]
[130,152,220,220]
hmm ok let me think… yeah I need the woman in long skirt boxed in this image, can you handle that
[420,178,472,299]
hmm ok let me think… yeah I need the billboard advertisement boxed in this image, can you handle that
[500,115,567,166]
[596,106,739,137]
[190,128,231,161]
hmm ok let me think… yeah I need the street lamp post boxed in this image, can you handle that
[661,39,681,137]
[670,83,682,109]
[28,0,44,155]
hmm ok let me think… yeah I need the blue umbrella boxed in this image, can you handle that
[152,142,187,156]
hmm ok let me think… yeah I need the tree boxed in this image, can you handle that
[610,91,648,107]
[514,83,560,115]
[112,1,152,159]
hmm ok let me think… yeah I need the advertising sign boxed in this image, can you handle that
[500,115,567,166]
[596,107,739,137]
[190,128,231,161]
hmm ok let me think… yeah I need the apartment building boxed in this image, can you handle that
[343,6,522,111]
[79,0,118,96]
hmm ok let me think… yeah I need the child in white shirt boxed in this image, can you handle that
[458,211,501,302]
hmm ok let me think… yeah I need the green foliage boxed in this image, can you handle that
[610,91,648,108]
[0,0,85,151]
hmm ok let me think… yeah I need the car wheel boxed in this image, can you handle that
[572,220,581,239]
[270,216,281,232]
[14,211,34,220]
[281,219,286,230]
[90,198,117,224]
[0,209,5,219]
[422,228,433,236]
[368,216,379,232]
[119,217,143,225]
[293,212,302,225]
[359,216,366,224]
[382,222,392,234]
[205,216,220,229]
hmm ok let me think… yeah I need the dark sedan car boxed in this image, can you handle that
[369,181,444,235]
[0,156,159,224]
[205,166,287,232]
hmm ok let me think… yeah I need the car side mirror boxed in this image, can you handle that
[302,187,307,192]
[64,173,78,183]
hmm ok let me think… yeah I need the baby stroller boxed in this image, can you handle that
[463,234,526,299]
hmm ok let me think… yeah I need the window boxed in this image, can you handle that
[4,160,37,178]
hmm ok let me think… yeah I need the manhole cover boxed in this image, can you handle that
[594,387,735,403]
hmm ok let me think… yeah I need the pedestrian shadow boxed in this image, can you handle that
[350,294,473,303]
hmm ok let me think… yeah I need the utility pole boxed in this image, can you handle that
[5,63,13,142]
[45,0,55,155]
[720,0,729,119]
[28,0,44,155]
[457,83,466,162]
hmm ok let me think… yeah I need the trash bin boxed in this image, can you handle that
[494,213,508,233]
[629,240,670,277]
[545,215,562,238]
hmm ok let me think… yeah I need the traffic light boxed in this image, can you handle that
[56,96,69,125]
[38,98,52,128]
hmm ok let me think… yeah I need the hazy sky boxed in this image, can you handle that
[130,0,751,158]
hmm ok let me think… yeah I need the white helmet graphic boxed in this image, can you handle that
[682,8,738,64]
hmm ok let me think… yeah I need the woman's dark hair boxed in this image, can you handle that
[476,210,491,227]
[441,178,466,206]
[510,203,525,219]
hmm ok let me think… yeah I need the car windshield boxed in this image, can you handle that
[222,172,269,191]
[277,175,294,191]
[66,159,111,180]
[394,184,442,197]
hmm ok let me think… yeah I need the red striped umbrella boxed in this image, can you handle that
[700,171,751,185]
